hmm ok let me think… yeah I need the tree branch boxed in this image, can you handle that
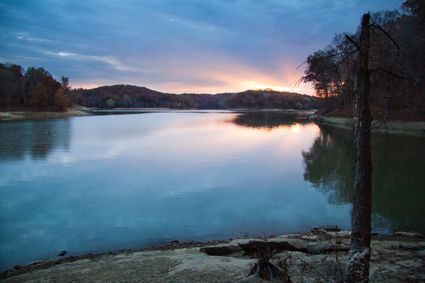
[370,23,400,50]
[296,49,357,70]
[296,61,307,70]
[369,67,405,79]
[344,35,360,50]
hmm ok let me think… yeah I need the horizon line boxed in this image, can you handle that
[71,83,314,97]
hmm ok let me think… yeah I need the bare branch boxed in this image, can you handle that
[370,23,400,50]
[296,61,307,70]
[344,35,360,50]
[296,49,357,71]
[369,67,405,79]
[384,92,409,99]
[384,65,420,99]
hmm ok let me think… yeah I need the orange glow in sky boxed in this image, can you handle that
[72,79,313,95]
[70,56,314,95]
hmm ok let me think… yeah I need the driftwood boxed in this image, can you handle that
[244,242,290,282]
[199,245,241,256]
[239,240,307,255]
[201,239,349,256]
[200,238,349,281]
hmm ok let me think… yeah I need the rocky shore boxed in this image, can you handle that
[2,228,424,282]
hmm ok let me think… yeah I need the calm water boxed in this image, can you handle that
[0,111,424,271]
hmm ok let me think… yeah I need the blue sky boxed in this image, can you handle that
[0,0,402,94]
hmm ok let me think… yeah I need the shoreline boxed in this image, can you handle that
[2,229,424,282]
[0,238,229,279]
[315,115,425,136]
[2,108,425,137]
[0,108,315,122]
[0,108,90,122]
[0,108,314,121]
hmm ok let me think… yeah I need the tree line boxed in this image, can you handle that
[0,64,71,111]
[72,85,318,110]
[1,64,318,111]
[300,0,425,119]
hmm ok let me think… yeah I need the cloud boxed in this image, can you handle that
[45,51,130,71]
[0,0,403,94]
[16,32,52,43]
[163,14,218,32]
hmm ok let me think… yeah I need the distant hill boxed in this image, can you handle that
[71,85,318,110]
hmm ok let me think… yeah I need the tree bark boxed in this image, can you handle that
[344,13,372,283]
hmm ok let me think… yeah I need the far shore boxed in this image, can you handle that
[2,228,424,282]
[88,108,316,112]
[0,108,315,122]
[2,108,425,136]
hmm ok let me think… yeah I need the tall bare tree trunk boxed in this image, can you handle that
[344,13,372,283]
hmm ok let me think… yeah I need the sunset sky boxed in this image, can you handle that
[1,0,402,95]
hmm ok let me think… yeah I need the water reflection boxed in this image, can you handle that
[232,111,300,129]
[0,119,71,160]
[302,125,425,233]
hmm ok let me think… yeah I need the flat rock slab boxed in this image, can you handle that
[3,248,257,283]
[306,242,333,254]
[2,233,424,282]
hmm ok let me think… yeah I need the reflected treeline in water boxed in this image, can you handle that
[232,111,303,129]
[0,119,71,160]
[303,125,425,233]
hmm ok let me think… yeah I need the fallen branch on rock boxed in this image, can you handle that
[246,242,291,282]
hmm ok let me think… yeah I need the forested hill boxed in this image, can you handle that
[0,64,317,111]
[71,84,318,110]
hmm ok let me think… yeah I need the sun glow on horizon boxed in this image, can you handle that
[69,59,314,95]
[66,51,315,95]
[71,81,313,95]
[70,80,314,95]
[237,80,305,94]
[71,83,100,89]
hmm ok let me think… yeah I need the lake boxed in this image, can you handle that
[0,111,424,271]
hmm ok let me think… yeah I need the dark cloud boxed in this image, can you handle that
[0,0,402,94]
